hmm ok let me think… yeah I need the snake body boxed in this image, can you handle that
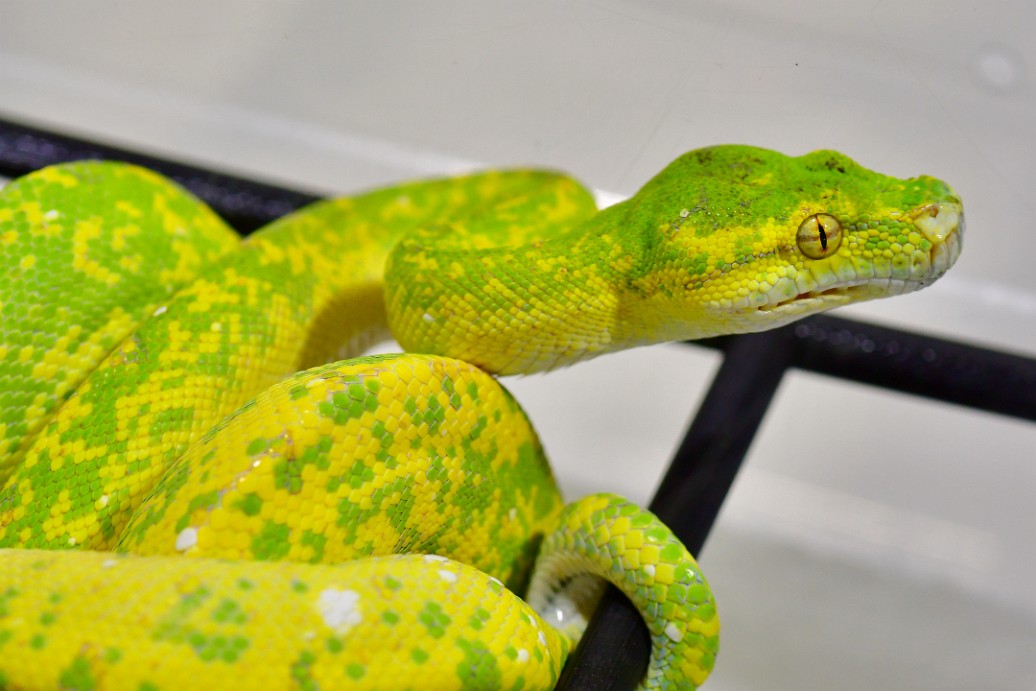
[0,146,962,690]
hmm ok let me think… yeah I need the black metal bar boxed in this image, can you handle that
[552,585,652,691]
[690,314,1036,423]
[555,325,800,690]
[652,326,799,540]
[788,315,1036,421]
[0,117,319,232]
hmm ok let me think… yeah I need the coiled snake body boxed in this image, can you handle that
[0,147,962,689]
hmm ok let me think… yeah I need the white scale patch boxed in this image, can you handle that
[437,569,458,584]
[423,554,448,563]
[516,649,529,663]
[175,527,198,551]
[318,588,362,634]
[153,305,168,317]
[664,622,683,643]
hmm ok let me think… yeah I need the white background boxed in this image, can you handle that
[1,2,1033,689]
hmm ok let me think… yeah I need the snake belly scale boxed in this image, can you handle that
[0,146,963,690]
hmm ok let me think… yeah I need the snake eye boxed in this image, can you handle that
[796,213,843,259]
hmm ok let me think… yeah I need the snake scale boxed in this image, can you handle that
[0,146,962,690]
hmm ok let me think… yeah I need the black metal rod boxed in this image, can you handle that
[691,314,1036,423]
[0,117,319,232]
[652,325,799,542]
[552,584,652,691]
[788,315,1036,421]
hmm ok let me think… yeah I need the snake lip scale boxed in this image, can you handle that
[0,146,963,691]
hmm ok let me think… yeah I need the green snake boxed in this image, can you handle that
[0,146,963,690]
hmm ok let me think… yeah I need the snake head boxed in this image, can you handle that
[618,146,964,339]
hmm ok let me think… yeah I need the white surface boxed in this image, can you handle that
[1,2,1034,689]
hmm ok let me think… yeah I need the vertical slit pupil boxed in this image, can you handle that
[817,218,828,250]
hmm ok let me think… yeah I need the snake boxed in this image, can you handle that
[0,145,963,690]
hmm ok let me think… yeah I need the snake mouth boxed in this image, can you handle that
[757,281,874,313]
[753,213,964,317]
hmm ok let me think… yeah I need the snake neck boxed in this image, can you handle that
[385,202,709,375]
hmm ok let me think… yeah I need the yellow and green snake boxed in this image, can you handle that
[0,146,963,690]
